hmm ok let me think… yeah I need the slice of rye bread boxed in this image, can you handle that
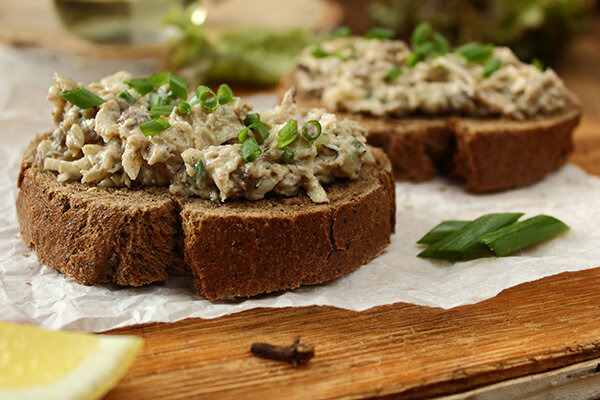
[280,75,581,192]
[16,133,395,300]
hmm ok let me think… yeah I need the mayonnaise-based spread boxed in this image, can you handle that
[293,37,573,120]
[37,72,373,203]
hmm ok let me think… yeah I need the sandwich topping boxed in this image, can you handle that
[37,72,373,203]
[293,34,573,120]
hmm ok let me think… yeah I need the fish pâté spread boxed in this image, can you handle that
[293,26,573,120]
[37,72,373,203]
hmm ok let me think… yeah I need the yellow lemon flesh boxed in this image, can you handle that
[0,321,143,400]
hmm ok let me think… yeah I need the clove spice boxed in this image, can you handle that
[250,337,315,366]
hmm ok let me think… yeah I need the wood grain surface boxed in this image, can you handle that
[103,118,600,400]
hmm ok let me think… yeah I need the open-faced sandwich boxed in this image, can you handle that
[282,24,581,192]
[16,72,395,300]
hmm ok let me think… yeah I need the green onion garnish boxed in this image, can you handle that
[405,42,434,67]
[281,147,294,164]
[335,45,356,60]
[244,113,261,126]
[352,138,364,149]
[186,172,198,189]
[333,26,351,37]
[411,22,432,47]
[478,215,569,257]
[57,87,105,109]
[384,66,403,82]
[363,27,395,40]
[418,213,523,260]
[197,86,219,111]
[311,47,330,58]
[417,220,470,245]
[177,102,191,115]
[124,78,154,95]
[483,57,502,77]
[217,84,234,105]
[117,90,136,104]
[139,118,170,136]
[532,58,544,71]
[251,122,270,143]
[193,159,206,180]
[277,119,298,149]
[241,137,262,162]
[150,93,164,108]
[149,104,175,118]
[238,126,250,143]
[302,120,322,141]
[432,32,450,55]
[167,72,188,100]
[148,72,169,87]
[455,42,494,64]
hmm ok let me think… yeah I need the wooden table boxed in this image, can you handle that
[103,118,600,400]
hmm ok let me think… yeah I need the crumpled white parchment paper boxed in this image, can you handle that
[1,45,599,333]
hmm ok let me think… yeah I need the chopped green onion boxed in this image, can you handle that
[281,147,294,164]
[405,42,434,67]
[302,120,322,141]
[479,215,569,257]
[405,52,420,68]
[148,72,169,87]
[384,66,403,82]
[311,47,330,58]
[197,86,219,111]
[150,93,164,108]
[335,45,356,60]
[139,118,170,136]
[167,71,188,100]
[177,102,191,115]
[277,119,298,149]
[217,84,234,105]
[241,137,261,162]
[532,58,544,71]
[483,57,502,77]
[124,78,154,95]
[333,26,351,37]
[117,90,136,104]
[363,27,395,40]
[432,32,450,55]
[411,22,432,47]
[193,159,206,180]
[352,138,364,149]
[238,126,250,142]
[417,220,470,245]
[418,213,523,260]
[251,122,270,144]
[149,104,175,118]
[186,172,198,189]
[455,42,494,64]
[244,113,261,126]
[57,87,105,109]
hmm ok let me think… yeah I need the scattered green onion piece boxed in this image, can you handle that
[335,45,356,60]
[193,159,206,180]
[302,120,322,141]
[124,78,154,95]
[483,57,502,77]
[148,72,169,87]
[311,47,330,58]
[405,42,434,67]
[277,119,298,149]
[417,220,470,245]
[149,104,175,118]
[251,122,270,144]
[432,32,450,55]
[139,118,171,136]
[117,90,136,104]
[281,147,294,164]
[405,52,420,68]
[411,22,432,47]
[241,137,262,162]
[150,93,163,108]
[57,87,105,109]
[244,113,261,126]
[333,26,351,37]
[384,66,403,82]
[238,126,251,143]
[417,213,523,260]
[197,86,219,111]
[532,58,544,71]
[217,84,234,105]
[177,102,191,115]
[363,27,395,40]
[455,42,494,64]
[352,138,364,149]
[186,172,198,189]
[167,71,188,100]
[478,215,569,257]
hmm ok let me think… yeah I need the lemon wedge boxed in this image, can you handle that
[0,321,143,400]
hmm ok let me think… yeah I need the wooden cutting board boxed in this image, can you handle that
[103,117,600,400]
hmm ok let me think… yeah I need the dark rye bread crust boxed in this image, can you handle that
[16,134,395,300]
[281,73,581,192]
